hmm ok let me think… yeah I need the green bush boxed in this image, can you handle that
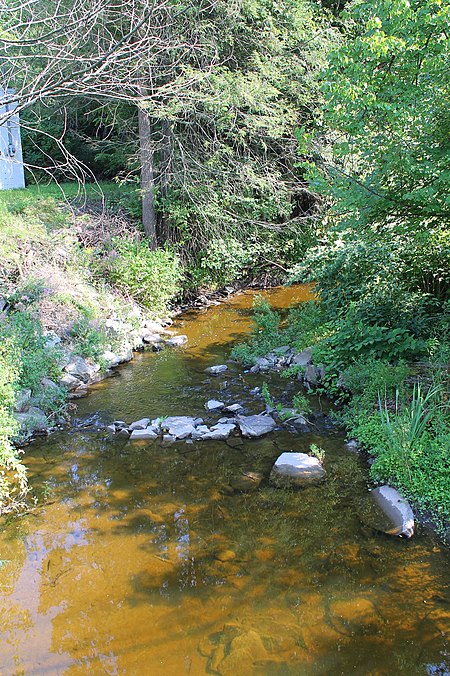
[103,239,183,314]
[0,339,27,512]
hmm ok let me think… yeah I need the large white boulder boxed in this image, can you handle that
[271,452,326,486]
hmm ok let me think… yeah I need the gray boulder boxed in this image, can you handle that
[292,347,313,366]
[59,373,82,391]
[236,414,276,438]
[64,356,100,383]
[191,425,211,440]
[101,350,121,368]
[304,364,325,386]
[271,452,326,486]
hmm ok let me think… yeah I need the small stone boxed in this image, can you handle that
[130,429,158,440]
[205,399,225,411]
[165,335,188,347]
[205,364,228,375]
[236,414,276,438]
[346,439,361,453]
[117,428,131,439]
[202,423,235,440]
[129,418,151,431]
[106,424,116,434]
[224,403,243,414]
[142,332,163,344]
[191,425,210,440]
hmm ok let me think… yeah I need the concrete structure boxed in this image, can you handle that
[0,89,25,189]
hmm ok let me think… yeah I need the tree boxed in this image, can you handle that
[1,0,337,264]
[309,0,450,231]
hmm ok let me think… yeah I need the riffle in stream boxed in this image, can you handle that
[1,285,450,675]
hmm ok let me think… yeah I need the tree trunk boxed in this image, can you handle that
[138,106,157,249]
[158,117,172,244]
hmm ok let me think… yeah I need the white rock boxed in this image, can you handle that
[205,365,228,375]
[271,452,326,485]
[167,422,196,439]
[237,414,276,438]
[224,403,243,414]
[101,350,120,368]
[165,335,188,347]
[202,423,236,440]
[205,400,225,411]
[191,425,211,440]
[64,357,100,383]
[130,428,158,440]
[129,418,151,430]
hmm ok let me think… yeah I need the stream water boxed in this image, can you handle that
[1,285,450,675]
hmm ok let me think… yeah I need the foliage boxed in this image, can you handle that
[103,238,182,314]
[69,317,110,362]
[232,296,282,363]
[309,444,325,463]
[293,392,312,416]
[0,339,27,512]
[309,0,450,230]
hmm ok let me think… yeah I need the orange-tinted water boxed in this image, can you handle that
[1,286,449,675]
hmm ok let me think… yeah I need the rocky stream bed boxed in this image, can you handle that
[2,285,450,675]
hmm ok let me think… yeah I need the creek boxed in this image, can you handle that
[1,285,450,675]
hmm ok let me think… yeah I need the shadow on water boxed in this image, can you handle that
[1,285,450,675]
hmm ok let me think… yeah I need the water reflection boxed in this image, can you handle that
[1,285,450,674]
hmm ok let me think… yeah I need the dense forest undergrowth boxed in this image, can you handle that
[1,0,449,529]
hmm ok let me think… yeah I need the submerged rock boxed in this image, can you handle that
[236,414,276,438]
[360,485,415,538]
[270,452,326,486]
[165,335,188,347]
[206,364,228,375]
[230,471,263,492]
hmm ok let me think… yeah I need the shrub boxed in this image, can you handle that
[103,239,182,314]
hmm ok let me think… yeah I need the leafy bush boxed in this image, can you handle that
[231,296,281,363]
[0,339,27,512]
[103,239,183,314]
[69,317,110,362]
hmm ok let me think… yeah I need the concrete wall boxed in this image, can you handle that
[0,90,25,190]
